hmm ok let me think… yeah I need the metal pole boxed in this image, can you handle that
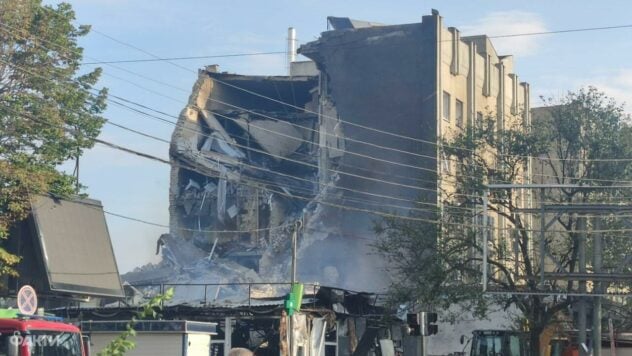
[593,218,603,356]
[287,27,297,75]
[608,318,615,356]
[578,216,587,356]
[482,192,488,292]
[289,220,301,356]
[291,222,298,284]
[540,187,546,285]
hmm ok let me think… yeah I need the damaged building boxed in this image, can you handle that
[127,10,529,297]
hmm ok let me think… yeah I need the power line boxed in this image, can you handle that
[2,101,452,222]
[79,140,632,234]
[5,58,623,200]
[4,108,457,226]
[3,28,632,239]
[0,28,450,186]
[4,25,632,194]
[4,19,632,166]
[4,22,631,173]
[82,51,286,65]
[0,50,628,195]
[47,192,295,234]
[83,24,632,63]
[0,56,458,214]
[18,107,632,234]
[0,58,452,197]
[103,119,459,216]
[486,23,632,40]
[85,23,632,164]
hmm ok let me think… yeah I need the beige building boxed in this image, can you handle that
[438,24,531,181]
[433,13,532,283]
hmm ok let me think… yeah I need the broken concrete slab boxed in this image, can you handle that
[234,119,304,159]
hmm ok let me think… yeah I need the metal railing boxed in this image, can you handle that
[121,282,387,308]
[124,282,322,308]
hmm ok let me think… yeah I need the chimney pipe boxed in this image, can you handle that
[287,27,297,75]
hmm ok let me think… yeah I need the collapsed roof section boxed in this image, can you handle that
[326,16,385,30]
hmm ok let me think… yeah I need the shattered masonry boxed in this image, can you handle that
[125,12,528,295]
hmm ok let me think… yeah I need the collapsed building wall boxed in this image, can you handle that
[146,16,443,293]
[168,67,319,274]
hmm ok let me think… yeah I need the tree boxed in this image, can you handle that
[0,0,106,276]
[377,87,632,355]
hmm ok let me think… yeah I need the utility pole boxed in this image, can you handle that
[291,220,300,284]
[608,318,616,356]
[593,218,603,356]
[289,219,302,356]
[578,216,588,356]
[73,153,80,192]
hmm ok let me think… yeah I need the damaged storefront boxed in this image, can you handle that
[67,285,416,356]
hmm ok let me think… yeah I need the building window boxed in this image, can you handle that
[476,112,483,131]
[441,151,451,174]
[443,91,451,121]
[489,118,496,133]
[455,99,464,128]
[483,55,491,96]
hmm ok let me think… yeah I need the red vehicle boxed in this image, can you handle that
[0,317,88,356]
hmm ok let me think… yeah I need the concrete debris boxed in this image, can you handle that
[234,119,304,158]
[201,132,246,159]
[156,234,207,269]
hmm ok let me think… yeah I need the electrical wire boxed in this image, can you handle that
[4,21,630,190]
[5,52,628,209]
[14,107,632,234]
[1,55,467,217]
[102,119,446,216]
[4,20,632,166]
[4,25,632,202]
[81,24,632,65]
[2,108,480,229]
[0,24,457,183]
[84,23,632,164]
[0,58,461,201]
[44,193,295,234]
[82,51,287,65]
[5,55,627,211]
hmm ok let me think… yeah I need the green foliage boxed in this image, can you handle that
[0,0,106,276]
[376,87,632,354]
[97,288,175,356]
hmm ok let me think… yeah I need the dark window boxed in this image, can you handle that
[455,99,464,127]
[476,112,483,131]
[442,91,451,121]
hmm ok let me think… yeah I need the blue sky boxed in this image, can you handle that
[51,0,632,273]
